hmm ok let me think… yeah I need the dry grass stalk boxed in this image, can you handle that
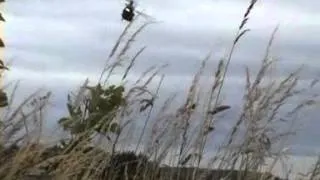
[0,1,318,180]
[181,1,261,179]
[135,74,164,153]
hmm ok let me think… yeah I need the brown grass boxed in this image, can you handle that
[0,0,318,180]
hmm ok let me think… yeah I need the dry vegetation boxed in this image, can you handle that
[0,0,319,180]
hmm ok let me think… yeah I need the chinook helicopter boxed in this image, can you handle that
[121,0,155,22]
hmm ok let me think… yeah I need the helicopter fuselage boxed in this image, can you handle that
[122,1,135,22]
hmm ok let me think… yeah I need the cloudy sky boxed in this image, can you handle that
[3,0,320,176]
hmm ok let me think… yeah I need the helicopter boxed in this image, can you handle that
[121,0,155,22]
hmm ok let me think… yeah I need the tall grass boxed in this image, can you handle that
[0,0,319,180]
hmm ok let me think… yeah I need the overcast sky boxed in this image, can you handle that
[3,0,320,177]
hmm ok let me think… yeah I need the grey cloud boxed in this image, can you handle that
[6,0,120,18]
[5,0,320,81]
[5,66,320,156]
[4,0,320,158]
[275,0,320,14]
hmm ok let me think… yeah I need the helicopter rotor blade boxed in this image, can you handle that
[120,0,160,22]
[123,0,136,6]
[135,10,156,20]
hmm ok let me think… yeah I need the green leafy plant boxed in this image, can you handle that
[58,83,125,136]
